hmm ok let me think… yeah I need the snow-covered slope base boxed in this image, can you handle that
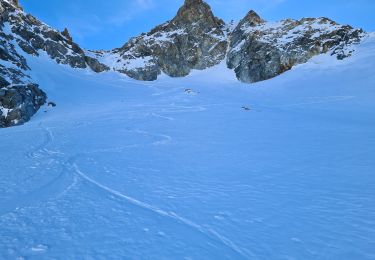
[0,34,375,259]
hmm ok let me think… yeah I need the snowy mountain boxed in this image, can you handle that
[0,0,107,127]
[0,0,368,127]
[1,29,375,260]
[227,11,364,83]
[0,0,375,259]
[91,0,364,83]
[88,0,228,81]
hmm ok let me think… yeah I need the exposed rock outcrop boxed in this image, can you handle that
[94,0,228,80]
[0,0,108,127]
[0,0,108,72]
[61,28,73,42]
[0,83,46,127]
[227,11,364,83]
[0,0,44,127]
[91,0,365,82]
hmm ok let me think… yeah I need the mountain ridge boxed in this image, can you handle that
[89,0,364,82]
[0,0,368,127]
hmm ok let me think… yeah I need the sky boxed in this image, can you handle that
[20,0,375,50]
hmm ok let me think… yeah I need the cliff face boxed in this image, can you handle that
[0,0,44,127]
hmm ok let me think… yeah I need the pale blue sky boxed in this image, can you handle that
[20,0,375,50]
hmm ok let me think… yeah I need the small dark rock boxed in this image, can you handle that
[48,101,56,107]
[61,28,73,42]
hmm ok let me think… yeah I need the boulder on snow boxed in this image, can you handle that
[47,101,56,107]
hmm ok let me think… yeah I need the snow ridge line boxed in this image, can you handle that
[72,163,254,259]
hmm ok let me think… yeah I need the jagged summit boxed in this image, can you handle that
[96,0,228,80]
[61,28,73,42]
[184,0,203,5]
[239,10,265,27]
[87,0,364,83]
[172,0,224,27]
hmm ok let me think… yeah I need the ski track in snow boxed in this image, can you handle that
[1,36,375,259]
[72,162,252,259]
[0,119,176,216]
[2,106,253,257]
[0,126,74,217]
[2,114,252,258]
[70,109,252,258]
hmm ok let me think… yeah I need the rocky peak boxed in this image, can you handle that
[106,0,228,81]
[61,28,73,42]
[240,10,264,27]
[184,0,203,5]
[100,0,364,83]
[172,0,224,27]
[228,15,364,83]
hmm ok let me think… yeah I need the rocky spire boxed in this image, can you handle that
[61,28,73,42]
[171,0,224,27]
[184,0,203,5]
[238,10,264,28]
[245,10,264,25]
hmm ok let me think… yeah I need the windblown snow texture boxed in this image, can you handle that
[0,0,374,258]
[0,33,375,259]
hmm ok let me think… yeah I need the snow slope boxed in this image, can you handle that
[0,34,375,259]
